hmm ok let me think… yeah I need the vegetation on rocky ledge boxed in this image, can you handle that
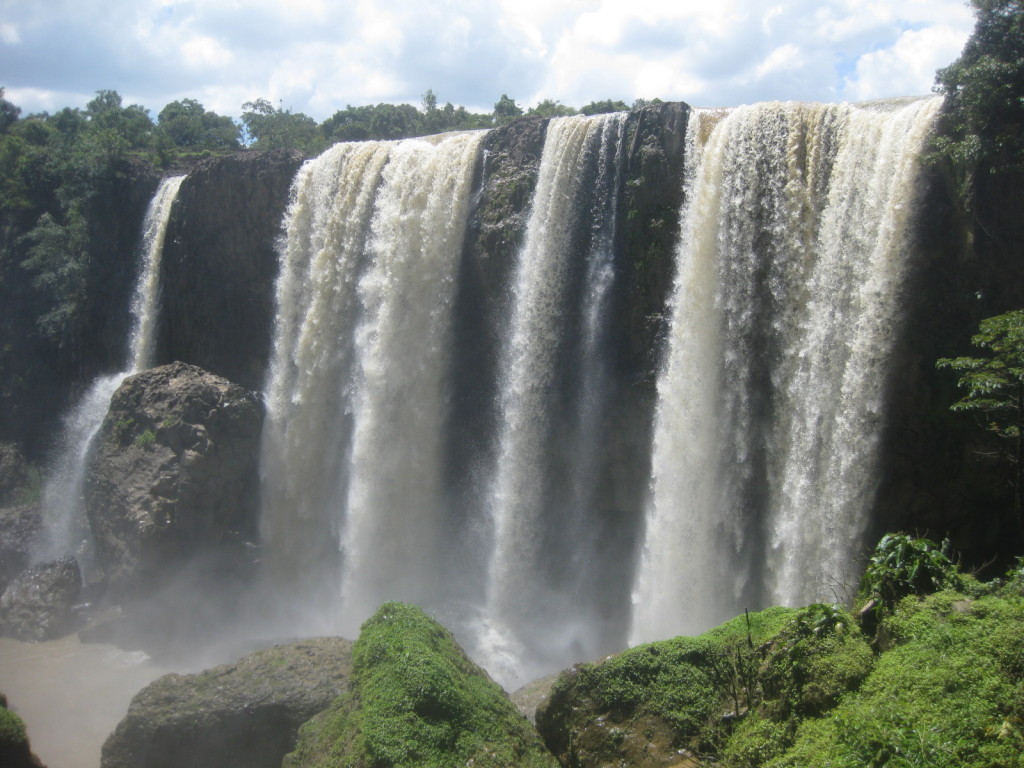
[285,602,557,768]
[535,535,1024,768]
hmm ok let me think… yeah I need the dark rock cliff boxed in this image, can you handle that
[876,158,1024,569]
[156,150,304,391]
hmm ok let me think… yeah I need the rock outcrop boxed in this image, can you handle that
[285,602,557,768]
[0,557,81,641]
[84,362,263,600]
[156,150,305,390]
[0,505,42,596]
[101,637,353,768]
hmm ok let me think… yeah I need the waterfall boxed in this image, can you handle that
[35,175,186,565]
[259,132,484,634]
[630,98,941,644]
[476,113,628,682]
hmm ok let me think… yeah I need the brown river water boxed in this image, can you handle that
[0,635,176,768]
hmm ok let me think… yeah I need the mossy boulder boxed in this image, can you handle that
[0,694,44,768]
[285,602,558,768]
[771,585,1024,768]
[101,637,352,768]
[535,606,875,768]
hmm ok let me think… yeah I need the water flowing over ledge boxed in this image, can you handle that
[630,98,942,645]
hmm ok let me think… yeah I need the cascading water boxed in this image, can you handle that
[259,131,484,635]
[35,175,185,566]
[630,98,941,644]
[476,113,628,682]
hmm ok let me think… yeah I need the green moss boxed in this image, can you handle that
[772,589,1024,768]
[0,706,27,746]
[722,713,789,768]
[135,428,156,447]
[286,603,556,768]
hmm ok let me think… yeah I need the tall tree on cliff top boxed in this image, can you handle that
[241,98,323,155]
[934,0,1024,191]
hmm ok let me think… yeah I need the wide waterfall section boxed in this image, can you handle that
[475,112,628,685]
[34,175,186,567]
[259,132,485,635]
[630,98,942,645]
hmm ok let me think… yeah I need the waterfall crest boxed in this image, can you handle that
[36,175,185,565]
[630,98,941,644]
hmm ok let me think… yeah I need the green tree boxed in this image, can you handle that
[937,309,1024,533]
[84,89,156,152]
[933,0,1024,193]
[241,98,323,155]
[579,99,629,115]
[527,99,578,118]
[0,88,21,133]
[158,98,240,150]
[492,94,523,125]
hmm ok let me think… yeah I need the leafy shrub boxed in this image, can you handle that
[0,706,26,745]
[134,428,156,448]
[859,534,960,613]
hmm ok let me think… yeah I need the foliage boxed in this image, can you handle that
[771,588,1024,768]
[158,98,240,150]
[286,602,556,768]
[938,309,1024,532]
[493,94,524,125]
[0,705,27,745]
[758,605,873,722]
[579,99,630,115]
[134,428,156,448]
[527,99,578,118]
[933,0,1024,179]
[938,310,1024,438]
[241,98,324,155]
[859,534,960,614]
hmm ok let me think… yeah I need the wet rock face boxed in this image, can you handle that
[101,637,354,768]
[0,505,43,596]
[84,362,264,600]
[0,444,32,507]
[156,150,305,391]
[0,557,81,642]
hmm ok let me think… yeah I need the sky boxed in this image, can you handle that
[0,0,976,123]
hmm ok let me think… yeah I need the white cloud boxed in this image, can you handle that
[0,0,976,120]
[0,23,21,44]
[842,24,970,101]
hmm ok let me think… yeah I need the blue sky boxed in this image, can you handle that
[0,0,975,121]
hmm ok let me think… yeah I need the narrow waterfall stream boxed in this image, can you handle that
[475,113,628,682]
[630,98,941,644]
[35,175,186,568]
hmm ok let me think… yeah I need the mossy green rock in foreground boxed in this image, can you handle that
[285,602,557,768]
[536,562,1024,768]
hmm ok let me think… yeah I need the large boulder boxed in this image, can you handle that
[285,602,557,768]
[101,637,353,768]
[0,557,81,641]
[84,361,263,600]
